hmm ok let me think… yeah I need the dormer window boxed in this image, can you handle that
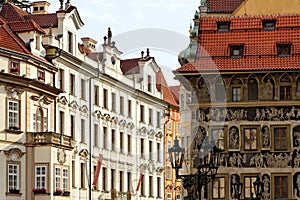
[262,20,276,31]
[230,45,244,58]
[277,44,291,57]
[217,21,230,33]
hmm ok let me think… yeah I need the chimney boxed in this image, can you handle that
[32,1,50,14]
[81,37,98,52]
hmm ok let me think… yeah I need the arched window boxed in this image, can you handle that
[248,78,258,100]
[230,78,243,102]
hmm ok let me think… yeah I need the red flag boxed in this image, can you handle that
[92,154,103,186]
[135,165,145,191]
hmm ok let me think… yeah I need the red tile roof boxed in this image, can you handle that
[29,14,58,28]
[177,14,300,72]
[207,0,244,13]
[0,3,28,22]
[156,69,178,106]
[9,20,46,33]
[120,58,141,75]
[170,86,180,104]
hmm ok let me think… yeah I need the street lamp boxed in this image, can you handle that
[233,176,243,200]
[253,175,263,200]
[168,136,222,200]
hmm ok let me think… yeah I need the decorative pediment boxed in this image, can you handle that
[139,127,148,136]
[30,95,53,105]
[94,110,102,119]
[118,119,126,127]
[79,149,89,159]
[155,167,164,174]
[4,148,25,161]
[5,86,24,99]
[57,96,68,105]
[155,131,163,139]
[127,122,134,129]
[111,117,118,124]
[79,105,89,114]
[148,129,155,138]
[69,100,79,110]
[102,113,111,121]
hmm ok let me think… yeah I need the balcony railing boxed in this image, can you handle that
[27,132,75,150]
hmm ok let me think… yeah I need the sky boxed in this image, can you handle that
[46,0,200,86]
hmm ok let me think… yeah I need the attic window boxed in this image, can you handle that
[277,44,291,57]
[262,20,276,31]
[230,45,244,58]
[39,7,44,11]
[217,21,230,33]
[33,7,38,11]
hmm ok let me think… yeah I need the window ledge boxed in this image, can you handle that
[4,129,23,134]
[6,192,22,196]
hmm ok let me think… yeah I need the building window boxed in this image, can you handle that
[128,135,131,154]
[262,20,276,31]
[141,175,145,196]
[244,176,257,199]
[94,124,99,147]
[59,111,64,134]
[217,21,230,33]
[120,132,124,153]
[58,69,64,90]
[55,167,61,190]
[274,175,288,199]
[70,115,75,140]
[167,120,172,130]
[80,163,85,188]
[35,165,47,189]
[37,70,45,81]
[111,92,116,112]
[167,166,172,179]
[127,172,131,192]
[103,127,108,149]
[102,167,107,191]
[68,31,73,53]
[94,85,99,105]
[176,194,181,200]
[111,169,115,189]
[149,140,153,160]
[248,78,258,100]
[111,129,115,151]
[157,177,161,197]
[157,111,161,128]
[70,74,75,96]
[230,45,244,58]
[149,176,153,196]
[72,161,75,187]
[81,119,85,143]
[81,79,86,100]
[274,127,288,151]
[147,75,152,92]
[157,143,161,162]
[280,76,292,100]
[140,105,145,123]
[232,87,241,102]
[7,99,20,131]
[141,139,144,158]
[128,100,132,118]
[244,128,257,150]
[9,61,20,74]
[36,107,43,132]
[167,193,172,200]
[8,163,19,191]
[103,89,108,109]
[120,96,124,115]
[277,44,291,57]
[213,177,225,199]
[149,108,153,125]
[119,171,123,192]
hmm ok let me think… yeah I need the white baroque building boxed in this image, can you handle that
[0,1,168,200]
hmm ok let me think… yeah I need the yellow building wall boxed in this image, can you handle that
[233,0,300,16]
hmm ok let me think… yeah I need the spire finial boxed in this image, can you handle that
[59,0,64,10]
[141,51,144,58]
[146,48,150,57]
[108,27,112,45]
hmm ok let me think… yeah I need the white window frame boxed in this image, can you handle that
[7,99,20,130]
[55,166,69,191]
[8,163,19,191]
[35,165,47,189]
